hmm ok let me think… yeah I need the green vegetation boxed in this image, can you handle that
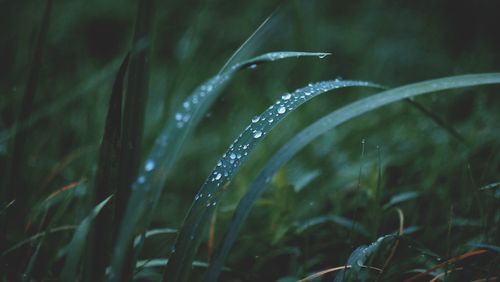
[1,0,499,281]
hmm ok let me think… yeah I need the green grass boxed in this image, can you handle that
[1,1,499,281]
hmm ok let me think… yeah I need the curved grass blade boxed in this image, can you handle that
[295,214,370,236]
[335,234,394,281]
[110,51,332,278]
[133,228,177,247]
[164,79,381,282]
[204,73,500,282]
[61,196,112,281]
[383,191,419,209]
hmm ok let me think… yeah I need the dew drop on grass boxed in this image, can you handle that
[251,116,260,123]
[249,64,257,69]
[277,106,286,114]
[145,160,155,171]
[215,173,222,180]
[282,93,291,100]
[253,131,262,139]
[175,113,182,121]
[138,176,146,184]
[230,153,236,159]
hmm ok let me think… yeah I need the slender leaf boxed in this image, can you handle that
[383,192,419,209]
[295,214,370,236]
[164,79,381,282]
[204,73,500,282]
[334,234,395,281]
[111,0,155,281]
[61,196,112,281]
[89,53,130,281]
[110,51,333,278]
[133,228,177,247]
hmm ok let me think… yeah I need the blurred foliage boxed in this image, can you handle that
[1,0,499,281]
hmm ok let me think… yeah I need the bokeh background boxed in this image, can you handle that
[1,0,499,280]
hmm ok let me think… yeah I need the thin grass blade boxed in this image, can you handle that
[204,73,500,282]
[295,214,370,236]
[89,53,130,281]
[164,79,381,282]
[61,196,112,281]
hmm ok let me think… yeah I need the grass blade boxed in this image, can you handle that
[110,51,332,279]
[61,196,112,281]
[295,215,370,236]
[111,0,155,281]
[204,73,500,282]
[164,79,381,282]
[88,53,130,281]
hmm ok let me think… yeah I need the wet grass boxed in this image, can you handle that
[1,1,499,281]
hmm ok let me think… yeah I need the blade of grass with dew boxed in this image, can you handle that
[163,79,381,282]
[89,53,130,281]
[110,51,332,279]
[61,196,112,281]
[204,73,500,282]
[335,234,394,281]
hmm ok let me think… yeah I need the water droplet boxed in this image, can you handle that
[183,101,190,109]
[318,53,328,59]
[145,160,155,171]
[277,106,286,114]
[206,85,213,92]
[335,76,343,81]
[253,131,262,139]
[249,64,257,69]
[182,114,190,122]
[215,173,222,180]
[217,161,222,167]
[230,153,236,159]
[175,113,182,121]
[282,93,291,100]
[251,116,260,123]
[138,176,146,184]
